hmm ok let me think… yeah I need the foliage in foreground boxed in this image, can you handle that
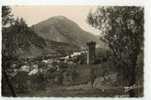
[87,6,144,97]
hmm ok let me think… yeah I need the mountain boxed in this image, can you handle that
[3,16,104,58]
[3,21,78,58]
[31,16,103,48]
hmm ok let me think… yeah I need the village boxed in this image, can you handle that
[3,41,124,96]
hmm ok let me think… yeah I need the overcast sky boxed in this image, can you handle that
[11,6,100,35]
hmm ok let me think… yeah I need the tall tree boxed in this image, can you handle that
[87,6,144,97]
[2,6,16,97]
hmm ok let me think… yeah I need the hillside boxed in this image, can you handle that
[2,21,78,58]
[32,16,103,48]
[2,22,46,58]
[3,16,105,58]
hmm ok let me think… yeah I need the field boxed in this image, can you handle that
[3,63,143,97]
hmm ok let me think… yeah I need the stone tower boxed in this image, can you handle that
[87,41,96,64]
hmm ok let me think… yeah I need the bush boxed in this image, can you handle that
[12,72,29,93]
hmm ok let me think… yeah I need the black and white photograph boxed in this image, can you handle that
[2,5,144,97]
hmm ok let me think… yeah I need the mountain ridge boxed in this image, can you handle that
[4,16,104,58]
[31,16,103,48]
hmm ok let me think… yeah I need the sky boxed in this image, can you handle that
[11,6,100,35]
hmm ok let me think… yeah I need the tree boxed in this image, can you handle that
[2,10,33,96]
[2,6,13,26]
[2,6,17,97]
[87,6,144,97]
